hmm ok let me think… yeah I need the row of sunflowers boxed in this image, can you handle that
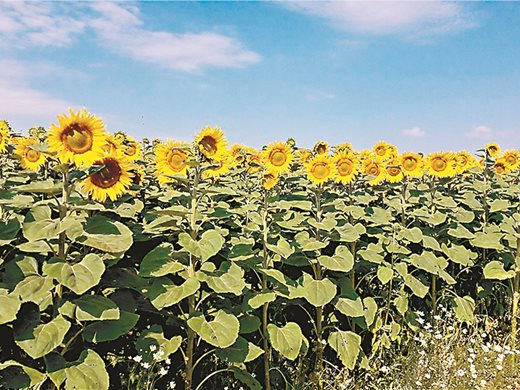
[1,109,519,204]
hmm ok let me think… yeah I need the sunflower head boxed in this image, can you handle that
[332,151,358,184]
[400,152,424,177]
[486,143,500,157]
[501,150,520,171]
[305,155,333,186]
[124,136,143,161]
[454,151,476,174]
[363,158,386,185]
[373,141,397,161]
[246,151,262,174]
[313,141,329,156]
[154,140,190,185]
[130,164,145,187]
[425,152,457,178]
[335,143,353,153]
[0,120,11,153]
[82,151,133,202]
[262,142,294,174]
[385,158,404,183]
[229,144,247,166]
[297,149,312,165]
[202,157,233,180]
[195,126,228,161]
[47,108,107,167]
[104,134,124,154]
[494,158,509,175]
[262,171,279,191]
[14,137,46,171]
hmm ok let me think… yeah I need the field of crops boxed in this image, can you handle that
[0,110,519,389]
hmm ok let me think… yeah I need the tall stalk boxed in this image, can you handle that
[313,187,324,390]
[261,191,271,390]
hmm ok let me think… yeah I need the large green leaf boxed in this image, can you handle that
[139,243,185,277]
[215,336,263,363]
[328,330,361,370]
[178,229,224,262]
[83,311,139,343]
[43,254,105,295]
[187,310,239,348]
[376,266,393,285]
[317,245,354,272]
[300,274,337,307]
[198,262,246,295]
[267,322,303,361]
[135,325,182,362]
[483,261,516,280]
[148,277,200,310]
[15,315,71,359]
[470,231,504,250]
[336,297,364,318]
[0,360,46,388]
[74,296,120,322]
[452,296,475,323]
[248,292,276,309]
[81,221,133,253]
[0,293,21,325]
[48,350,109,390]
[12,275,53,310]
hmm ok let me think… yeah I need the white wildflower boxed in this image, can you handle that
[149,345,157,352]
[133,355,142,363]
[457,369,465,377]
[142,362,150,369]
[159,367,168,376]
[496,364,503,371]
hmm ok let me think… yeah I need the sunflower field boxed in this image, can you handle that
[0,110,519,390]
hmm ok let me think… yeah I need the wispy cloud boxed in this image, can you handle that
[284,2,476,38]
[401,126,426,138]
[465,125,493,140]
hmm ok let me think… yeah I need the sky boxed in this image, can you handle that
[1,1,520,152]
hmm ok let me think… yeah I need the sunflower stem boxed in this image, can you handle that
[261,190,271,390]
[313,186,324,390]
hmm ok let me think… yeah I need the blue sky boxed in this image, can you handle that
[1,1,520,152]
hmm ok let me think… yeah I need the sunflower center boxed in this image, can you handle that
[488,146,498,154]
[25,149,41,163]
[432,158,447,172]
[126,144,137,156]
[387,167,401,176]
[403,158,417,171]
[91,158,122,189]
[316,144,327,155]
[313,163,330,179]
[62,124,93,154]
[506,155,517,165]
[375,146,386,156]
[167,151,186,171]
[199,136,217,156]
[496,164,505,174]
[337,160,353,176]
[366,163,380,176]
[271,150,287,166]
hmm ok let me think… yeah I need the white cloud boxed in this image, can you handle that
[284,2,476,37]
[306,91,336,102]
[401,126,426,138]
[88,2,260,72]
[465,125,493,140]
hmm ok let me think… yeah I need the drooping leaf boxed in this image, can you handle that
[187,310,239,348]
[328,330,361,370]
[267,322,303,361]
[15,315,71,359]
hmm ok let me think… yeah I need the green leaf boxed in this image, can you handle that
[178,229,224,262]
[363,297,378,327]
[483,261,516,280]
[248,292,276,309]
[394,295,409,316]
[0,218,21,244]
[44,254,105,295]
[336,297,364,318]
[12,275,53,310]
[266,236,294,258]
[397,227,423,243]
[83,311,139,343]
[135,325,182,362]
[239,315,261,334]
[81,221,133,253]
[74,296,120,322]
[0,360,46,388]
[215,336,260,363]
[0,293,21,325]
[318,245,354,272]
[335,223,362,242]
[376,266,393,285]
[489,199,510,213]
[471,232,504,250]
[140,243,185,277]
[267,322,303,361]
[188,310,239,348]
[15,315,71,359]
[442,244,476,266]
[84,215,120,235]
[199,262,246,296]
[448,224,475,239]
[149,277,200,310]
[49,350,109,390]
[328,330,361,370]
[300,274,337,307]
[404,274,429,298]
[409,252,447,275]
[452,296,475,323]
[295,231,328,251]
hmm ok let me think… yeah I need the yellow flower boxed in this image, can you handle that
[454,151,476,174]
[297,149,312,165]
[124,136,143,161]
[195,126,228,161]
[486,143,500,157]
[400,152,424,177]
[385,158,404,183]
[262,171,279,191]
[0,120,11,153]
[335,143,353,153]
[332,151,358,184]
[103,133,124,154]
[494,158,509,175]
[313,141,329,156]
[47,108,107,167]
[154,140,190,185]
[305,155,333,185]
[202,157,233,179]
[501,150,520,171]
[425,152,457,177]
[229,144,247,166]
[373,141,397,161]
[262,142,293,174]
[82,151,133,202]
[246,151,262,174]
[14,137,46,171]
[130,164,145,187]
[363,158,386,185]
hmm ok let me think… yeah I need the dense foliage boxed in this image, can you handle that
[0,113,519,389]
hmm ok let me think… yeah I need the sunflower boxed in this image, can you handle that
[454,151,476,174]
[335,143,353,153]
[130,164,145,187]
[297,149,313,165]
[262,142,293,174]
[400,152,424,177]
[229,144,247,166]
[262,171,279,191]
[313,141,329,156]
[154,140,190,185]
[332,151,358,184]
[47,109,107,167]
[82,151,133,202]
[373,141,397,161]
[305,155,333,185]
[124,136,143,161]
[501,150,520,171]
[195,126,227,161]
[202,157,233,179]
[103,133,124,154]
[493,158,509,175]
[13,137,46,171]
[385,158,404,183]
[486,143,500,157]
[0,120,10,153]
[363,158,386,186]
[246,150,262,174]
[425,152,457,178]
